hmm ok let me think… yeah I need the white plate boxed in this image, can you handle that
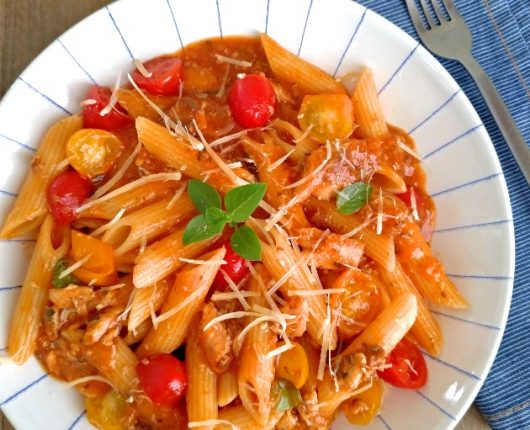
[0,0,514,429]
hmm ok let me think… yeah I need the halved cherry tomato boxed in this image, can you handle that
[396,186,421,210]
[71,231,116,286]
[212,241,250,289]
[66,129,124,178]
[137,354,187,407]
[342,377,384,425]
[378,337,428,389]
[47,170,92,225]
[131,57,184,96]
[298,94,354,142]
[83,85,133,131]
[227,74,276,128]
[276,342,309,389]
[331,269,383,338]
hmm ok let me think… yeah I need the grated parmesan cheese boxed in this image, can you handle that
[293,124,314,143]
[284,140,332,189]
[410,188,420,221]
[215,54,252,68]
[166,182,188,210]
[376,187,384,235]
[216,64,231,98]
[155,287,205,324]
[211,291,260,301]
[79,98,96,107]
[189,420,240,430]
[66,375,118,391]
[203,311,262,332]
[266,148,296,173]
[90,208,126,237]
[288,288,345,297]
[397,139,422,160]
[133,59,153,78]
[100,73,121,116]
[178,257,227,266]
[210,129,248,148]
[58,254,91,279]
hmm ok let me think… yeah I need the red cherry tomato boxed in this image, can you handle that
[396,187,422,209]
[82,85,132,131]
[378,338,428,389]
[137,354,187,407]
[131,57,184,96]
[213,241,250,289]
[227,74,276,128]
[47,170,92,225]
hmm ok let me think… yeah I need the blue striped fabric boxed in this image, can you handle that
[356,1,530,428]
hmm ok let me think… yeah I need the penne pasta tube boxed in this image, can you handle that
[218,367,239,407]
[260,34,346,95]
[136,247,226,357]
[303,197,396,272]
[133,227,217,289]
[127,277,172,332]
[79,180,179,220]
[124,318,152,345]
[341,293,418,356]
[187,325,218,430]
[238,268,277,425]
[85,337,139,394]
[377,261,443,355]
[102,194,195,256]
[216,404,270,430]
[8,216,70,363]
[1,115,82,239]
[351,68,389,138]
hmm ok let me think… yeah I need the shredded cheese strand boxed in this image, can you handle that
[90,208,126,237]
[66,375,118,391]
[397,139,421,160]
[215,54,252,67]
[166,182,188,210]
[266,148,296,173]
[178,258,227,266]
[284,140,332,189]
[376,187,384,235]
[210,130,248,148]
[211,291,260,301]
[203,311,262,332]
[288,288,345,297]
[133,59,153,78]
[100,73,121,116]
[58,254,91,279]
[155,287,205,324]
[91,141,143,201]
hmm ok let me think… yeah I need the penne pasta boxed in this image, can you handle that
[260,33,346,95]
[1,115,82,239]
[377,261,443,355]
[133,227,217,289]
[8,216,70,363]
[127,277,172,332]
[136,247,226,357]
[216,405,271,430]
[351,68,389,138]
[218,367,239,407]
[238,266,277,425]
[187,325,218,430]
[102,194,195,256]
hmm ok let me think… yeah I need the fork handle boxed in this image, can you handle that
[460,55,530,185]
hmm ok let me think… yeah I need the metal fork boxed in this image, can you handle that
[405,0,530,185]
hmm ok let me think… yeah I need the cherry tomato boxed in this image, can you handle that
[342,378,384,425]
[66,129,124,178]
[298,94,354,142]
[378,338,428,389]
[131,57,184,96]
[331,269,383,338]
[396,186,422,209]
[276,342,309,389]
[85,390,129,430]
[396,186,435,241]
[71,231,116,286]
[212,241,250,289]
[83,85,133,131]
[227,74,276,128]
[137,354,187,407]
[47,170,92,224]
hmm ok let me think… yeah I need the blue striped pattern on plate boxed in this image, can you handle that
[0,0,519,429]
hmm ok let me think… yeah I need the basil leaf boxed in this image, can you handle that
[224,183,266,223]
[205,207,230,225]
[183,214,225,245]
[336,182,373,214]
[52,259,78,289]
[230,225,261,261]
[188,179,221,214]
[272,379,303,412]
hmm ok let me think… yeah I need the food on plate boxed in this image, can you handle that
[2,34,468,429]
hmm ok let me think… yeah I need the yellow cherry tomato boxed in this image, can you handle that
[66,128,124,178]
[276,342,309,389]
[298,94,354,143]
[341,378,384,425]
[85,390,128,430]
[71,230,117,286]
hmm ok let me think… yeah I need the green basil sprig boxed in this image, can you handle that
[183,180,266,261]
[52,259,78,289]
[271,379,303,411]
[336,182,372,214]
